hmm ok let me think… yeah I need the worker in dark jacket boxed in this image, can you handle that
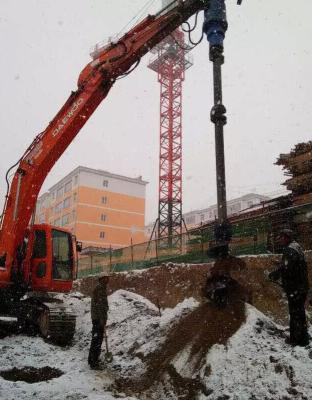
[88,272,110,369]
[269,229,309,346]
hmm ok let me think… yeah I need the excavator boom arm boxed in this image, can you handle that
[0,0,208,283]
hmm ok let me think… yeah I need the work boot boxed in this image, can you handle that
[296,337,310,347]
[89,361,106,371]
[285,337,295,346]
[285,336,309,347]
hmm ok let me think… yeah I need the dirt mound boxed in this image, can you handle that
[74,253,312,398]
[0,366,63,383]
[2,288,311,399]
[115,298,246,399]
[77,252,312,325]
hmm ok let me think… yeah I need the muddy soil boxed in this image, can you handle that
[76,252,312,398]
[77,252,312,324]
[115,298,246,399]
[0,366,63,383]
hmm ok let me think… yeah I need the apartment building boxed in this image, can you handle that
[35,166,148,249]
[183,193,270,229]
[145,193,270,236]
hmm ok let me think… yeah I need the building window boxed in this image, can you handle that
[101,214,106,222]
[101,196,107,204]
[56,187,63,199]
[74,175,78,185]
[103,180,109,187]
[62,214,70,226]
[54,202,62,213]
[200,214,205,222]
[63,197,71,209]
[51,191,55,200]
[64,181,72,193]
[247,201,253,208]
[99,231,105,239]
[73,192,77,202]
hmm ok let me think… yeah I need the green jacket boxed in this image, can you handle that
[91,283,109,323]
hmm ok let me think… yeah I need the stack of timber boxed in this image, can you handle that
[276,141,312,249]
[276,141,312,205]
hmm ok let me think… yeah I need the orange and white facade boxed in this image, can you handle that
[35,166,147,250]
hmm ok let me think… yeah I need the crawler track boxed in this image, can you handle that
[38,302,76,345]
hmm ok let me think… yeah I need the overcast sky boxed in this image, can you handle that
[1,0,311,225]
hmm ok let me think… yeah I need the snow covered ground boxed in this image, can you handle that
[198,307,312,400]
[0,290,311,400]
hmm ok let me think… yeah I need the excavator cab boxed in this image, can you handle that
[28,224,77,293]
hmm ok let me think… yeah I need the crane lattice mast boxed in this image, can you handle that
[148,0,193,247]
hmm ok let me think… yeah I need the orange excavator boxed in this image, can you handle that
[0,0,209,344]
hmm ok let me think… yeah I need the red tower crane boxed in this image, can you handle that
[148,24,192,247]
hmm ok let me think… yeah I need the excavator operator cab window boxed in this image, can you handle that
[52,229,73,281]
[32,230,47,259]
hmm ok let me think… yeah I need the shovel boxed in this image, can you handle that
[103,327,113,362]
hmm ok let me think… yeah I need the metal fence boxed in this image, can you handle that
[77,202,312,278]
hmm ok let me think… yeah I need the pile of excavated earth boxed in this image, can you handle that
[0,253,312,400]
